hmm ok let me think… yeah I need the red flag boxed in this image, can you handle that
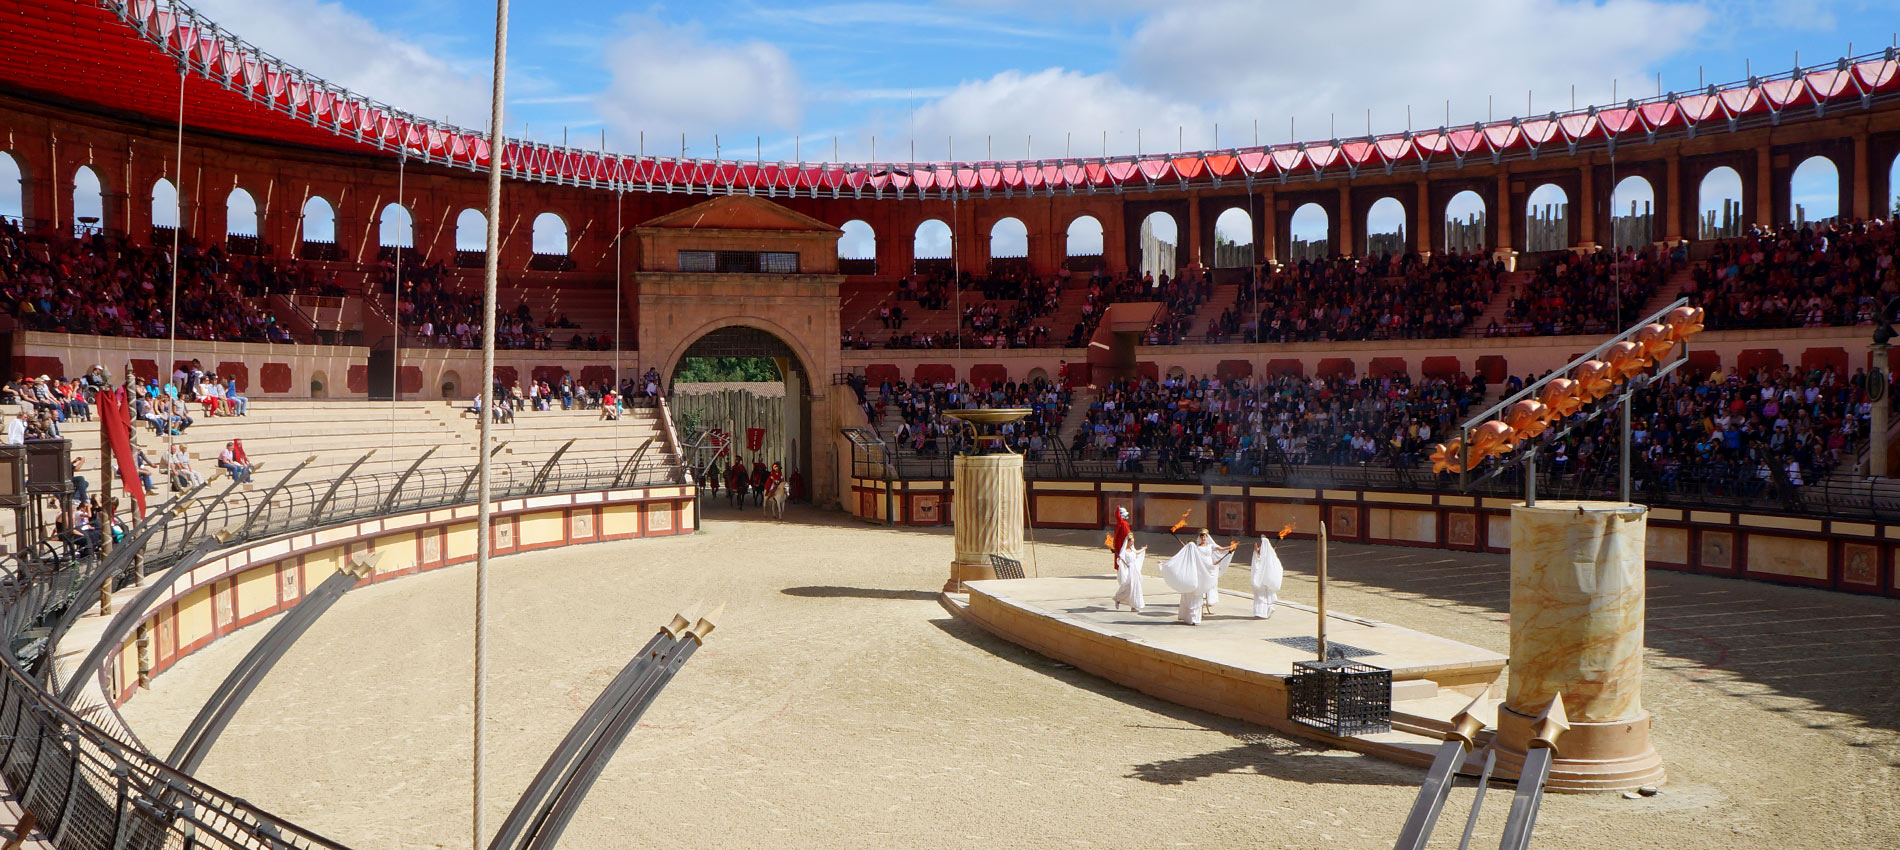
[745,427,765,452]
[97,388,146,516]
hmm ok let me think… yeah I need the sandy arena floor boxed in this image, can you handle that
[118,505,1900,850]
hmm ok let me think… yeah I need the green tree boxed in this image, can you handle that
[674,356,781,383]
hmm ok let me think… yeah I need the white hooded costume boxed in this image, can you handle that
[1251,535,1285,618]
[1159,534,1232,624]
[1112,540,1146,612]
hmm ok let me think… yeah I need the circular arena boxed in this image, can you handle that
[1,2,1899,849]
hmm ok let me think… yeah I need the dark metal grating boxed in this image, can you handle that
[1286,659,1392,738]
[988,555,1026,580]
[1266,636,1378,659]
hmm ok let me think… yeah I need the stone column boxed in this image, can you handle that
[947,453,1024,591]
[1663,154,1683,243]
[1414,180,1432,258]
[1185,191,1203,269]
[1852,132,1871,221]
[1336,185,1354,256]
[1495,500,1664,791]
[1494,172,1516,270]
[1755,147,1775,228]
[1576,163,1597,250]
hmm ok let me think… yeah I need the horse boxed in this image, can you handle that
[764,480,790,519]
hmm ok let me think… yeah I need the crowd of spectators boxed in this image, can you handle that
[1,222,296,343]
[1070,372,1488,475]
[1682,218,1900,330]
[1242,252,1498,343]
[865,376,1070,458]
[1488,245,1677,337]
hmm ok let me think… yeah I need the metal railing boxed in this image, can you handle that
[0,450,685,850]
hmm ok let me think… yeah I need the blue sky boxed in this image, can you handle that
[7,0,1900,247]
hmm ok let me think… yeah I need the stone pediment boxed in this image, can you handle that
[636,195,841,234]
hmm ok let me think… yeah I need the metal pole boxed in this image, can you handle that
[1620,391,1632,504]
[1524,452,1537,507]
[475,2,510,848]
[1873,344,1890,478]
[1315,521,1328,662]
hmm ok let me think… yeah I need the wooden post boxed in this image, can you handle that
[1316,520,1329,662]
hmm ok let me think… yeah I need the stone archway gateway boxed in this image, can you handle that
[666,325,814,498]
[633,195,846,507]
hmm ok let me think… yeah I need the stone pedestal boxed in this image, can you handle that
[947,453,1024,592]
[1495,500,1664,791]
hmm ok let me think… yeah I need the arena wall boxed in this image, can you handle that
[98,484,698,706]
[847,477,1900,598]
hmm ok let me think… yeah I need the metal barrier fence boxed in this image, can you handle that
[0,451,685,850]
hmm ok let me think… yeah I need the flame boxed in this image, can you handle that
[1103,532,1115,549]
[1278,523,1295,539]
[1169,511,1191,532]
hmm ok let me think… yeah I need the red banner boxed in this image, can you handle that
[745,427,764,452]
[97,387,146,516]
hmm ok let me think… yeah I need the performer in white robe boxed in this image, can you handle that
[1251,535,1284,618]
[1112,539,1147,612]
[1159,530,1235,624]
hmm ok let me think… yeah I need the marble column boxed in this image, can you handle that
[1495,500,1664,790]
[947,453,1024,592]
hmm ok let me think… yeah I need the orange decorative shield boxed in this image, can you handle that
[1632,323,1674,363]
[1540,378,1582,418]
[1430,439,1467,474]
[1663,306,1705,341]
[1606,340,1647,379]
[1573,360,1615,403]
[1504,399,1550,440]
[1467,420,1518,463]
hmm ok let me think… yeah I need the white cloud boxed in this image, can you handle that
[186,0,489,125]
[898,68,1209,161]
[594,16,801,153]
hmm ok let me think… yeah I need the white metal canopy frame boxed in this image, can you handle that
[84,0,1900,199]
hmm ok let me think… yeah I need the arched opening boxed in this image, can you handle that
[151,178,178,230]
[667,325,814,508]
[1524,183,1569,253]
[1789,155,1839,226]
[1890,153,1900,219]
[532,211,568,255]
[1065,215,1103,260]
[1138,211,1179,278]
[300,195,338,259]
[226,188,259,253]
[913,219,952,273]
[456,209,488,267]
[1213,207,1253,268]
[530,211,571,270]
[1288,204,1328,262]
[72,165,104,236]
[1610,176,1655,248]
[1443,190,1487,255]
[839,220,876,274]
[988,216,1027,260]
[1365,197,1406,256]
[309,370,329,398]
[439,369,463,399]
[0,152,23,222]
[379,203,414,249]
[1698,166,1744,238]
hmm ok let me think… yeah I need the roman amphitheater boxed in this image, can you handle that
[0,2,1896,849]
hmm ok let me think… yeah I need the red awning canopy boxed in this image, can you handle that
[6,1,1900,198]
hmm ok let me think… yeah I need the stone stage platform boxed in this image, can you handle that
[944,575,1509,768]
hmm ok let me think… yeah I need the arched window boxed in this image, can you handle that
[456,209,488,252]
[151,178,178,229]
[226,188,259,237]
[1698,166,1743,238]
[1365,197,1406,256]
[1213,207,1252,268]
[988,216,1027,260]
[1610,176,1655,248]
[1288,204,1328,262]
[1443,190,1487,255]
[300,195,336,244]
[532,211,568,255]
[1138,211,1178,278]
[72,166,104,235]
[1065,215,1103,258]
[1789,155,1839,226]
[379,203,414,248]
[0,152,22,221]
[1889,154,1900,220]
[839,219,876,259]
[913,219,952,260]
[1524,183,1569,252]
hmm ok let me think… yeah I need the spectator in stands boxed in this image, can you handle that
[217,441,252,483]
[169,444,204,490]
[4,411,25,445]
